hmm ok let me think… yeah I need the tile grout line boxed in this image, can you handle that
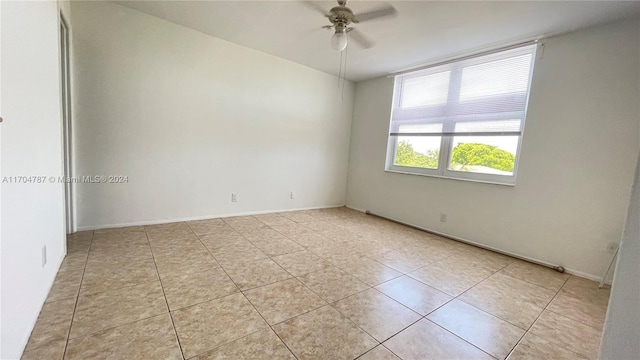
[525,274,605,358]
[61,230,95,360]
[436,262,539,331]
[54,210,607,360]
[502,274,572,360]
[73,277,160,299]
[215,214,383,359]
[183,327,287,360]
[144,227,187,360]
[241,303,301,360]
[266,216,344,249]
[497,263,571,292]
[213,219,300,289]
[231,216,377,328]
[542,275,573,312]
[291,267,373,305]
[323,301,384,356]
[353,345,391,360]
[256,215,408,358]
[180,211,441,359]
[244,213,600,359]
[188,220,301,360]
[423,317,500,359]
[221,212,556,360]
[543,306,603,331]
[217,216,374,306]
[367,256,525,359]
[368,253,578,360]
[542,275,607,330]
[326,290,430,357]
[366,253,504,359]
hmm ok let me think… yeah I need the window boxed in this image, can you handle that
[386,44,537,185]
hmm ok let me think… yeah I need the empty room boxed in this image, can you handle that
[1,0,639,359]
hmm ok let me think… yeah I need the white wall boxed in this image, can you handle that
[599,150,640,359]
[346,18,640,279]
[0,1,67,358]
[71,1,354,230]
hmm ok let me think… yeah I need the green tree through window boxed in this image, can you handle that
[395,140,439,169]
[451,143,515,172]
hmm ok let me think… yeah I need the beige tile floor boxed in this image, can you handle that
[22,207,610,360]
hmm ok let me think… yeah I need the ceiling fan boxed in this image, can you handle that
[306,0,397,51]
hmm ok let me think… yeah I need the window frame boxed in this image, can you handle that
[385,44,537,186]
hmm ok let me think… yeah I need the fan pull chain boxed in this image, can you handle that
[341,42,348,101]
[338,50,343,88]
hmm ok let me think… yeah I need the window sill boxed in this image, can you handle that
[384,169,516,187]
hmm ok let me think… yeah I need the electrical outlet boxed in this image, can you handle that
[606,242,618,252]
[231,193,237,202]
[42,245,47,268]
[440,213,448,222]
[290,192,295,200]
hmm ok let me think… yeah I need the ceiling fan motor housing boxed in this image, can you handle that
[329,5,356,26]
[318,0,396,50]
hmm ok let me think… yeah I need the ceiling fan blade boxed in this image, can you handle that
[348,28,374,49]
[353,4,397,23]
[300,1,330,17]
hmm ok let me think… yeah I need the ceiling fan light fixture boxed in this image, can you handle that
[310,0,396,51]
[331,28,348,51]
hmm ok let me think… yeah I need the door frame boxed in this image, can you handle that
[60,12,74,234]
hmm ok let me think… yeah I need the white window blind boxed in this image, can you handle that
[386,43,537,185]
[390,45,536,138]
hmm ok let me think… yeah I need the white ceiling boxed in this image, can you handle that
[115,1,640,82]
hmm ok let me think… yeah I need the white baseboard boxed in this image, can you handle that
[75,203,609,284]
[345,206,611,284]
[76,204,346,231]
